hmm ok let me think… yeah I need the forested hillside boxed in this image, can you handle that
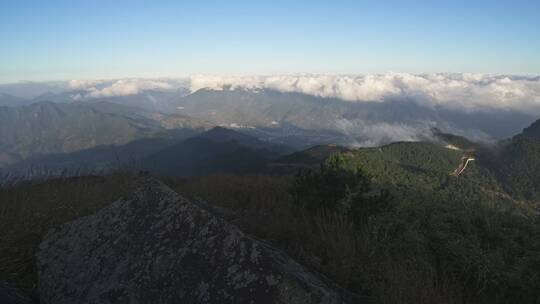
[498,118,540,201]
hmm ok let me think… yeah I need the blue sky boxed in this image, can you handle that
[0,0,539,83]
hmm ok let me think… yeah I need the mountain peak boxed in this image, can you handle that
[195,126,259,144]
[521,118,540,139]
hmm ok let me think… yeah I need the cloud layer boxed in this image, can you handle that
[69,79,186,99]
[64,73,540,114]
[189,73,540,113]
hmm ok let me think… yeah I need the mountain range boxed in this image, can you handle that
[2,86,538,139]
[1,86,539,182]
[173,89,536,142]
[0,100,213,168]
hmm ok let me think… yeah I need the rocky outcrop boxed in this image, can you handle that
[37,178,363,304]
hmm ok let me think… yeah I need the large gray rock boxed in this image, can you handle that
[37,178,364,304]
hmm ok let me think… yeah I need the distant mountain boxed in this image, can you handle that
[266,144,351,174]
[0,124,303,178]
[495,118,540,201]
[0,130,201,177]
[87,89,189,113]
[82,101,212,131]
[31,91,79,103]
[0,101,167,167]
[158,113,213,130]
[7,87,534,149]
[28,88,189,114]
[0,97,222,169]
[521,118,540,139]
[172,89,536,144]
[82,100,160,120]
[236,123,354,150]
[0,81,67,99]
[277,144,350,165]
[431,128,478,150]
[195,126,270,147]
[0,93,29,107]
[142,127,293,176]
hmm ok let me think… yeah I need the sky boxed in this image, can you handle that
[0,0,539,83]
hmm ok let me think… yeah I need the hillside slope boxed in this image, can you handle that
[0,101,214,169]
[0,102,168,165]
[497,118,540,202]
[142,127,293,176]
[338,142,513,207]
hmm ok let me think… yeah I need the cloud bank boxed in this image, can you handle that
[69,79,186,99]
[334,119,433,147]
[64,73,540,114]
[189,73,540,113]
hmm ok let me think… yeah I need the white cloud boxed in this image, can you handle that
[353,123,431,147]
[68,79,103,91]
[64,74,540,114]
[188,73,540,113]
[333,117,435,147]
[69,79,186,98]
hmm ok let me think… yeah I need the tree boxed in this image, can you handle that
[291,154,393,221]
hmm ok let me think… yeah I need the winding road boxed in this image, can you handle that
[451,155,475,176]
